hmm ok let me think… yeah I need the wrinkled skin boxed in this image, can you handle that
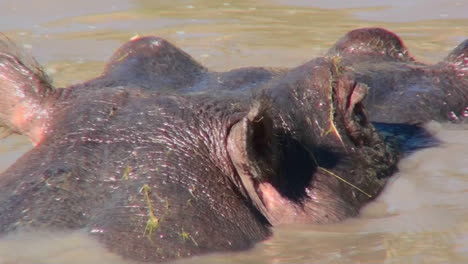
[327,28,468,124]
[0,27,464,263]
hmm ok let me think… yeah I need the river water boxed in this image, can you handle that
[0,1,467,263]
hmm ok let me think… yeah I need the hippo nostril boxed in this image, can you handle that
[341,81,373,146]
[331,72,372,146]
[353,102,368,126]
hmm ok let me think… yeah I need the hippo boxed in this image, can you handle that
[0,27,464,263]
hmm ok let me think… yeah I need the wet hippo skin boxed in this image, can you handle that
[0,28,465,262]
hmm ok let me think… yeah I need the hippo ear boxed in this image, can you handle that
[98,36,207,90]
[327,27,413,62]
[227,102,279,183]
[0,34,55,143]
[444,39,468,73]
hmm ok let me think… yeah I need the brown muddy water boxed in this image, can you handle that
[0,0,467,263]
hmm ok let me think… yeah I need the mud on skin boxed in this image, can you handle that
[0,28,465,263]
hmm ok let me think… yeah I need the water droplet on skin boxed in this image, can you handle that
[317,101,325,109]
[90,228,105,234]
[448,111,459,122]
[151,40,161,47]
[463,107,468,117]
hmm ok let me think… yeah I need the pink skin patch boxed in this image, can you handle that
[11,106,45,146]
[0,72,49,145]
[257,182,311,225]
[11,103,47,145]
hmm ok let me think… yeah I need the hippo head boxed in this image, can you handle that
[0,33,397,261]
[226,56,397,225]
